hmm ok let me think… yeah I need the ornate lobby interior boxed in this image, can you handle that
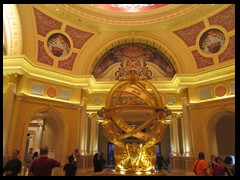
[3,4,235,176]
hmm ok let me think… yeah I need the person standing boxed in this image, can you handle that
[23,147,34,176]
[207,154,216,175]
[29,146,63,176]
[69,149,80,169]
[156,153,165,171]
[32,151,39,160]
[224,156,235,176]
[212,156,224,176]
[63,155,77,176]
[93,153,102,172]
[99,153,106,168]
[3,149,22,176]
[192,152,208,176]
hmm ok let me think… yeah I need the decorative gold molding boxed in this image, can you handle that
[3,56,234,93]
[3,4,22,55]
[7,73,20,84]
[59,4,203,25]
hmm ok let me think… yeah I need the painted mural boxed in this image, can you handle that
[92,43,176,79]
[200,28,225,54]
[47,33,70,57]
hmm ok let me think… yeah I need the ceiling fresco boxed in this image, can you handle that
[173,22,205,47]
[208,5,235,32]
[33,4,234,76]
[34,6,94,70]
[92,43,176,80]
[34,7,62,37]
[47,33,71,57]
[3,4,235,80]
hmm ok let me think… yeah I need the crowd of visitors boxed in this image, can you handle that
[192,152,235,176]
[3,148,234,176]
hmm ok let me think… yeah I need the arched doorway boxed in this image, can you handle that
[24,109,66,176]
[207,111,235,157]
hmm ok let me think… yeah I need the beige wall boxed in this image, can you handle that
[5,94,81,175]
[216,117,235,155]
[190,97,235,161]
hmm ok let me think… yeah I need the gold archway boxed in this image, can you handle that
[97,67,172,172]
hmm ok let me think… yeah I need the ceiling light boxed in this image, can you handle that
[110,4,155,10]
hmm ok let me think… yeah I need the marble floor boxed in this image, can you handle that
[20,166,193,176]
[76,168,191,176]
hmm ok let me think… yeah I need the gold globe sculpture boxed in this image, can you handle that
[97,67,172,172]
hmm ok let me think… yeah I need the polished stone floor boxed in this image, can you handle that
[76,168,190,176]
[21,166,193,176]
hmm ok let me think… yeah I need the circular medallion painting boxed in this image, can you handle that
[46,86,58,98]
[214,85,227,97]
[47,33,70,57]
[200,28,225,54]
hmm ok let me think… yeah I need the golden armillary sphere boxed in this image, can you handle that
[97,67,172,172]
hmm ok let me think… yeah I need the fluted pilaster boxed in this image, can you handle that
[3,73,20,156]
[89,113,99,155]
[37,121,44,150]
[170,113,181,156]
[181,88,193,157]
[79,89,88,155]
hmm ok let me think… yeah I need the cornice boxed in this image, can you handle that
[3,56,235,94]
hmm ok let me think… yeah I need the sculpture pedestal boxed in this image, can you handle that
[93,169,167,176]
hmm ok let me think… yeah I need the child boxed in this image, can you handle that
[63,155,77,176]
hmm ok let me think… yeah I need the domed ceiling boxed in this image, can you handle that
[91,4,169,12]
[4,4,235,81]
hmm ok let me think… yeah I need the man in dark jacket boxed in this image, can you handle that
[3,149,22,176]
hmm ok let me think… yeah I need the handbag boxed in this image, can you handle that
[193,160,201,174]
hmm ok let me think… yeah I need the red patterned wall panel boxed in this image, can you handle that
[192,50,214,69]
[33,7,62,37]
[65,25,94,49]
[173,21,205,47]
[218,35,235,62]
[37,40,54,66]
[58,52,77,71]
[208,5,235,32]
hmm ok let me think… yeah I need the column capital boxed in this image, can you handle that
[38,123,44,126]
[81,89,89,96]
[180,88,187,93]
[91,113,98,119]
[180,88,189,97]
[7,73,20,84]
[171,113,179,119]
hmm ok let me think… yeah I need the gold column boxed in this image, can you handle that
[170,113,184,171]
[28,134,34,151]
[170,113,181,156]
[180,89,195,173]
[89,113,99,155]
[79,89,88,155]
[3,73,20,156]
[181,89,194,157]
[37,121,44,151]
